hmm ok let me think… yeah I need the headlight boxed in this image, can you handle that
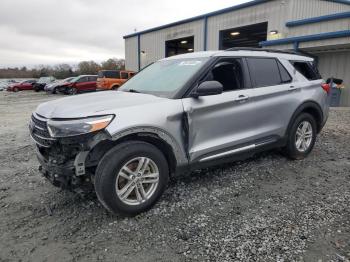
[47,115,114,138]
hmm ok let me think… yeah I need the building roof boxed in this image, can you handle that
[123,0,350,39]
[123,0,271,39]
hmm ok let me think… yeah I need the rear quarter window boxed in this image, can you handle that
[290,61,321,80]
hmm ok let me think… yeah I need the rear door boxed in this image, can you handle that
[245,57,300,139]
[88,76,97,90]
[75,76,89,91]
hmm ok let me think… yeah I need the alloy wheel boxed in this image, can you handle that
[295,121,313,152]
[116,157,159,206]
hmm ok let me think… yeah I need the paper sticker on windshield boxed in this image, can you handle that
[178,61,202,66]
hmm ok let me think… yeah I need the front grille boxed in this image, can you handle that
[30,114,56,147]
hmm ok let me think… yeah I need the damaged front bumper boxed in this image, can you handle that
[29,113,109,192]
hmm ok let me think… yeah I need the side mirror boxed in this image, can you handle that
[192,81,223,98]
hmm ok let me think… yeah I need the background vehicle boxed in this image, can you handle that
[97,70,135,90]
[7,79,37,92]
[45,77,75,94]
[33,77,55,92]
[30,49,329,216]
[60,75,98,95]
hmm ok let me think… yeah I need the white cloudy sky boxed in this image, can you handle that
[0,0,249,67]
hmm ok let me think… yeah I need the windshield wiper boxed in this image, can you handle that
[127,89,142,93]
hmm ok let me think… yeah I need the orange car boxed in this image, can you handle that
[97,70,135,90]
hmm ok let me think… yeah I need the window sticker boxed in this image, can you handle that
[178,61,202,66]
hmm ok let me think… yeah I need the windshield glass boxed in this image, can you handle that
[119,57,209,98]
[38,77,51,83]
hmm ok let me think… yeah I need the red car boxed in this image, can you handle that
[58,75,98,95]
[7,79,37,92]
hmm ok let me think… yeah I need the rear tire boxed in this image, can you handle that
[112,85,119,90]
[13,87,19,92]
[94,141,169,216]
[284,113,317,160]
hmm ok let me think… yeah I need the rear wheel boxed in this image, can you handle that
[94,141,169,216]
[13,87,19,92]
[284,113,317,160]
[111,85,119,90]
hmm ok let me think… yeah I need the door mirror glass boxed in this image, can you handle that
[192,81,223,98]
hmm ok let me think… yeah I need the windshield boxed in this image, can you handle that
[38,77,51,83]
[62,77,74,83]
[119,57,209,98]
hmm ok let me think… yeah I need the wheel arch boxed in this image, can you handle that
[87,129,187,176]
[286,101,324,136]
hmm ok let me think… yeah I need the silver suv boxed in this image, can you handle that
[30,49,329,216]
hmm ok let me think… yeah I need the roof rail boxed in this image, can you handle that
[224,47,299,55]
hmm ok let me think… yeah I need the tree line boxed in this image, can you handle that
[0,58,125,79]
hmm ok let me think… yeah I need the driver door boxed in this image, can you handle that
[181,58,258,162]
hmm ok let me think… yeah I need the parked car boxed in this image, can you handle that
[59,75,98,95]
[97,70,135,91]
[45,77,75,94]
[7,79,37,92]
[33,77,56,92]
[29,49,329,216]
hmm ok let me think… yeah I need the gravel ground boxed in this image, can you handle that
[0,91,349,262]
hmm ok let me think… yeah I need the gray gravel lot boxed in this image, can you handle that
[0,91,349,262]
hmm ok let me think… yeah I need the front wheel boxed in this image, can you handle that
[68,87,77,95]
[284,113,317,160]
[94,141,169,216]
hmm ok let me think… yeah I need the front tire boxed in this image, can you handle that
[94,141,169,216]
[68,87,77,95]
[284,113,317,160]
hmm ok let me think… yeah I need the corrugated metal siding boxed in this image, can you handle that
[139,20,204,68]
[206,0,288,50]
[288,0,350,21]
[316,50,350,106]
[285,0,350,43]
[125,36,138,71]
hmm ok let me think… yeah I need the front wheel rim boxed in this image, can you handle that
[116,157,159,206]
[295,121,313,152]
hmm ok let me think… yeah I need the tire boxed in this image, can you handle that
[34,87,39,92]
[111,86,119,90]
[52,87,57,94]
[284,113,317,160]
[13,87,19,92]
[94,141,169,216]
[68,87,77,95]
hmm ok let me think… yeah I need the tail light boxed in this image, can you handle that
[321,83,330,94]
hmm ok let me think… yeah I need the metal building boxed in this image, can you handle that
[124,0,350,106]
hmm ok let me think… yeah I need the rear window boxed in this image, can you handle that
[247,58,282,87]
[290,61,321,80]
[121,72,129,79]
[98,70,120,79]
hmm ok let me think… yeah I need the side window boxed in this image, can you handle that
[277,61,292,83]
[89,76,97,81]
[78,77,87,82]
[290,61,321,80]
[121,72,129,79]
[202,58,244,92]
[247,58,282,88]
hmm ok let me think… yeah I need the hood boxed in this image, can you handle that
[35,91,168,119]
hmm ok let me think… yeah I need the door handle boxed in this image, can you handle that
[235,95,249,102]
[288,85,298,91]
